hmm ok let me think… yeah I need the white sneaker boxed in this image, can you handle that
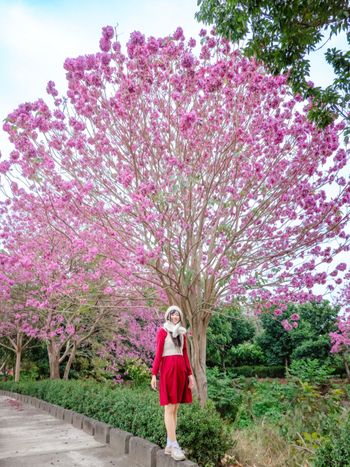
[171,446,186,461]
[164,445,172,455]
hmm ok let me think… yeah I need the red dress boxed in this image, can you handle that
[152,328,193,406]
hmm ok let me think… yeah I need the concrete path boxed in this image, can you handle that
[0,396,135,467]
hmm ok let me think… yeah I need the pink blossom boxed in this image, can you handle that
[102,25,114,40]
[281,319,293,331]
[99,38,111,52]
[180,111,197,131]
[173,27,184,41]
[181,53,195,68]
[46,81,58,97]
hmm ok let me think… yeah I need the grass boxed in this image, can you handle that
[218,378,350,467]
[229,421,291,466]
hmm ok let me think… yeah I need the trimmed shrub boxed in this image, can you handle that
[232,365,285,378]
[0,379,230,467]
[178,400,231,467]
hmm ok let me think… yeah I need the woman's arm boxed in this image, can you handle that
[151,328,167,376]
[183,334,193,376]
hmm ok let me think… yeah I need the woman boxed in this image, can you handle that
[151,305,194,461]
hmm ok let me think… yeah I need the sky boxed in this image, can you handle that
[0,0,348,301]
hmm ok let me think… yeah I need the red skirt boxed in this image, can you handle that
[159,355,193,406]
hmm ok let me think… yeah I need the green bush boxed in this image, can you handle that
[230,343,266,366]
[178,400,231,467]
[232,365,285,378]
[288,359,335,386]
[232,379,300,429]
[0,379,230,467]
[280,381,345,446]
[313,416,350,466]
[124,358,151,387]
[207,367,242,421]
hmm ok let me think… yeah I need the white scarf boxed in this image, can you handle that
[163,320,187,338]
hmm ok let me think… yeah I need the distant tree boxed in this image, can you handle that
[230,342,266,366]
[257,301,339,366]
[0,285,38,382]
[257,309,295,366]
[21,340,49,379]
[290,301,339,360]
[196,0,350,138]
[207,305,255,369]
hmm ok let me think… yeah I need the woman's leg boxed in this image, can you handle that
[164,404,177,442]
[174,403,180,430]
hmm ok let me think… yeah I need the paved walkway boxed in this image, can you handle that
[0,396,134,467]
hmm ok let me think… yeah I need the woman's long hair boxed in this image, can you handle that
[167,311,184,348]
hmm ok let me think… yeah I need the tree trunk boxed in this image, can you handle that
[342,353,350,383]
[47,342,61,379]
[63,344,77,380]
[0,355,10,373]
[190,316,209,406]
[15,350,21,382]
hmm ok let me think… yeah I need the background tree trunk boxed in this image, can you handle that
[63,344,77,380]
[342,353,350,383]
[14,350,21,382]
[14,333,23,382]
[47,342,61,379]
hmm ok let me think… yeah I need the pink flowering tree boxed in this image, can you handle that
[0,193,152,380]
[2,26,350,402]
[103,304,161,380]
[0,287,39,382]
[330,313,350,382]
[0,209,44,382]
[330,275,350,382]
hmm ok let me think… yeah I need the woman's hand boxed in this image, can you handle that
[188,374,195,390]
[151,375,157,390]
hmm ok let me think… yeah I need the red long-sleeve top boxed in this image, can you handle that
[152,328,193,376]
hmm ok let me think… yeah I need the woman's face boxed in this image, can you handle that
[170,311,181,325]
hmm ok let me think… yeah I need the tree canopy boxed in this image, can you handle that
[196,0,350,137]
[1,26,350,402]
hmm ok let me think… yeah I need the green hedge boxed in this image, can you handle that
[0,379,230,467]
[232,365,285,378]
